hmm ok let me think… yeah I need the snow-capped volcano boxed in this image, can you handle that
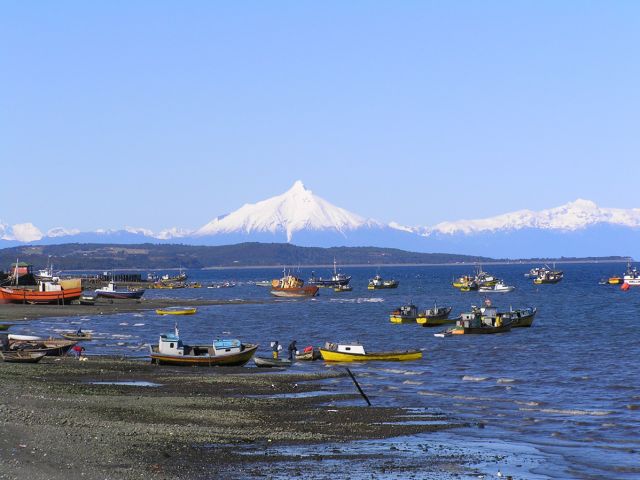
[195,181,381,242]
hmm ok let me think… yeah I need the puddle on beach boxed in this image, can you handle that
[88,381,161,387]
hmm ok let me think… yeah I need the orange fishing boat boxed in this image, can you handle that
[0,279,82,304]
[270,270,319,298]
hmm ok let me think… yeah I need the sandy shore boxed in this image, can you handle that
[0,298,265,323]
[0,357,481,479]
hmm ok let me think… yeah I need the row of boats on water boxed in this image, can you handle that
[452,266,516,292]
[389,301,537,334]
[266,265,399,298]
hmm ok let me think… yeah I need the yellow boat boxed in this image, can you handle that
[389,304,419,324]
[155,307,198,316]
[319,342,422,362]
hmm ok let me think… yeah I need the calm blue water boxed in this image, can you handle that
[18,263,640,478]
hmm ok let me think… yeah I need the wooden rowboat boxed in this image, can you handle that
[320,342,422,362]
[1,351,47,363]
[254,356,292,368]
[61,332,93,341]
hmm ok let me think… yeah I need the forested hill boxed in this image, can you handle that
[0,242,626,271]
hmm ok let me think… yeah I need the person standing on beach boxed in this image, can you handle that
[288,340,297,361]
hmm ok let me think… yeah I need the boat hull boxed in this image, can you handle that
[0,287,82,305]
[270,286,319,298]
[9,339,77,356]
[254,356,292,368]
[155,308,197,315]
[450,325,511,335]
[418,316,456,327]
[319,349,422,362]
[150,344,258,366]
[389,315,418,324]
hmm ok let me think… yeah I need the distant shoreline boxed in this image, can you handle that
[52,258,632,272]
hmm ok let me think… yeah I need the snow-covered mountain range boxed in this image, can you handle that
[1,181,639,258]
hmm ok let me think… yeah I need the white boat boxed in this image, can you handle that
[623,262,640,286]
[8,334,43,341]
[478,281,515,293]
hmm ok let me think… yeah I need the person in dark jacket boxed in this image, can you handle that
[288,340,297,361]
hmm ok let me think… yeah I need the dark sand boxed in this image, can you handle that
[0,357,482,479]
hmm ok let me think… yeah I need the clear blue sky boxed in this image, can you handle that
[2,1,638,232]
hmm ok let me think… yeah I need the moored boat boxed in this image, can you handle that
[500,307,537,328]
[61,331,93,341]
[149,327,257,366]
[416,304,453,326]
[607,276,623,285]
[333,284,353,292]
[270,271,319,298]
[532,265,564,284]
[439,306,511,335]
[308,259,352,288]
[319,342,422,362]
[389,304,419,323]
[254,356,292,368]
[155,307,198,316]
[478,281,515,293]
[368,275,399,290]
[95,282,145,299]
[623,262,640,286]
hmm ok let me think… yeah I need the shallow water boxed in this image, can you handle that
[18,263,640,478]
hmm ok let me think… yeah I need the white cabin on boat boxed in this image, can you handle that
[157,332,243,357]
[324,342,366,355]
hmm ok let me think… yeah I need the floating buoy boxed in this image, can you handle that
[621,282,630,291]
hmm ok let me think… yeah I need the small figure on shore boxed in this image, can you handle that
[72,345,86,359]
[288,340,297,361]
[272,341,280,359]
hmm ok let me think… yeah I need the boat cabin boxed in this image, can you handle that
[324,342,366,355]
[157,333,243,357]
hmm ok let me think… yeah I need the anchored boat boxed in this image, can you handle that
[319,342,422,362]
[478,281,515,293]
[155,307,198,316]
[149,327,257,366]
[439,306,511,335]
[270,271,319,298]
[308,259,351,288]
[532,266,564,284]
[368,275,399,290]
[623,262,640,286]
[389,304,419,323]
[416,304,453,326]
